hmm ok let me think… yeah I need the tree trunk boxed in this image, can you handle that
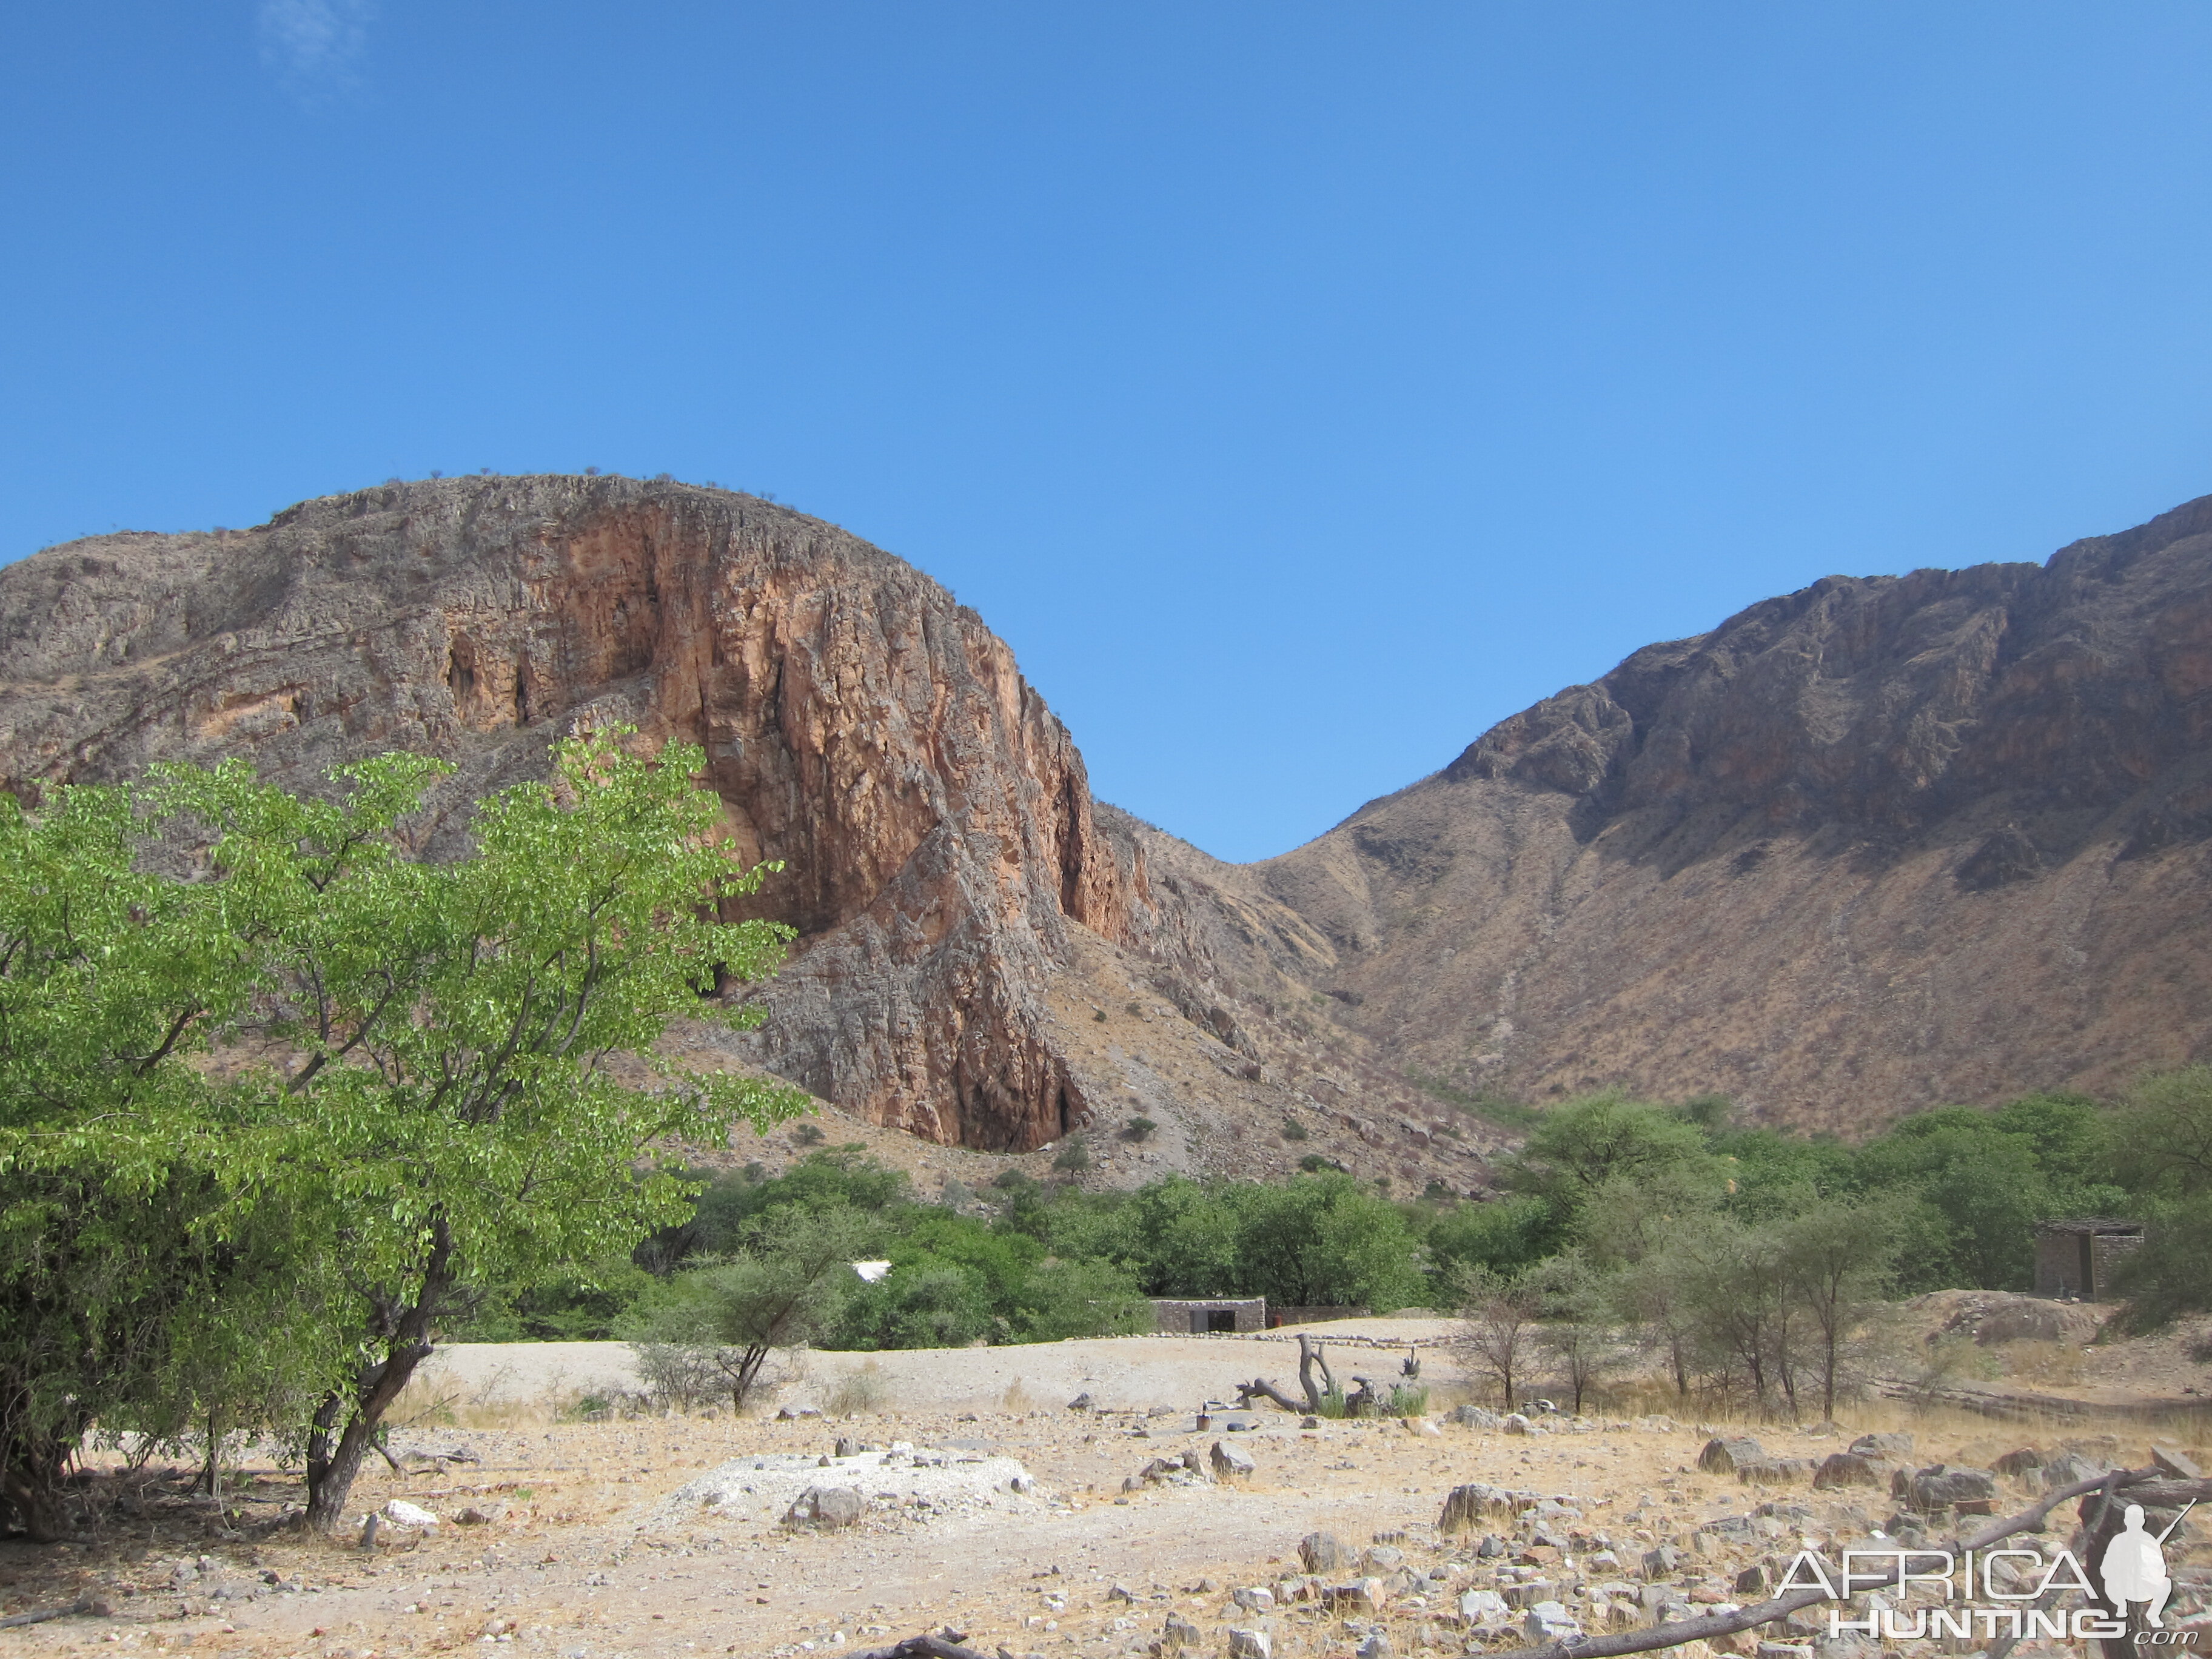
[1296,1336,1333,1412]
[1235,1378,1307,1413]
[303,1226,454,1532]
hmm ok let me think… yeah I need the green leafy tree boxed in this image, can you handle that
[1522,1249,1623,1415]
[1235,1173,1425,1312]
[1500,1093,1718,1239]
[1778,1195,1907,1419]
[1008,1256,1151,1342]
[0,779,357,1537]
[144,731,803,1529]
[626,1205,874,1407]
[2108,1068,2212,1330]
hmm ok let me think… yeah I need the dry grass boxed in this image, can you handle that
[1998,1338,2091,1387]
[826,1359,891,1415]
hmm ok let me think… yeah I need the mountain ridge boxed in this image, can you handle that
[4,476,2208,1170]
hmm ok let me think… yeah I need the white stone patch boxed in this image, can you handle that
[655,1446,1043,1529]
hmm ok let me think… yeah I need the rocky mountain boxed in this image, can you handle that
[0,477,1463,1189]
[4,477,2207,1171]
[1202,491,2212,1130]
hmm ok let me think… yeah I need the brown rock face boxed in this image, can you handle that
[0,477,1133,1151]
[10,477,2211,1161]
[1228,492,2212,1126]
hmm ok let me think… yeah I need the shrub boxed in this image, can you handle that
[1053,1137,1092,1173]
[1386,1382,1430,1417]
[1281,1118,1309,1141]
[826,1360,889,1415]
[1123,1117,1157,1142]
[792,1122,826,1146]
[631,1342,724,1412]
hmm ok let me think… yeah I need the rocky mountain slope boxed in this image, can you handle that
[0,478,1469,1187]
[1186,492,2212,1129]
[5,477,2207,1165]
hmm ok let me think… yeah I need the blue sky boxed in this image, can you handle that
[6,5,2211,861]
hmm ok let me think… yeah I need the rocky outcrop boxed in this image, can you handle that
[1224,492,2212,1125]
[11,475,2212,1155]
[0,477,1138,1151]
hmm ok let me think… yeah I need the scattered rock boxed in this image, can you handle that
[1847,1433,1912,1461]
[1230,1586,1274,1613]
[1209,1439,1255,1479]
[1359,1546,1405,1574]
[1160,1615,1203,1652]
[453,1503,506,1526]
[1356,1632,1391,1659]
[1227,1629,1272,1659]
[1459,1589,1510,1623]
[1902,1464,1997,1512]
[381,1500,439,1530]
[2041,1450,2113,1491]
[1523,1601,1581,1641]
[1299,1532,1346,1574]
[1813,1452,1889,1490]
[1323,1578,1386,1615]
[1438,1483,1530,1531]
[783,1486,863,1528]
[2154,1444,2204,1480]
[1699,1436,1765,1475]
[1993,1447,2045,1478]
[776,1404,823,1420]
[1067,1393,1094,1412]
[1642,1545,1683,1580]
[1451,1405,1504,1430]
[1502,1414,1534,1435]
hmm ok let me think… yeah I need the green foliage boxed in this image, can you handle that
[1385,1382,1429,1417]
[2111,1196,2212,1330]
[0,731,808,1533]
[1053,1136,1093,1173]
[1422,1193,1557,1287]
[2110,1067,2212,1199]
[624,1205,873,1407]
[1280,1116,1309,1141]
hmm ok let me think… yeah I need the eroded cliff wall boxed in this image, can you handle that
[0,478,1136,1150]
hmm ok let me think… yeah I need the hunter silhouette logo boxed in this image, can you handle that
[2103,1501,2193,1629]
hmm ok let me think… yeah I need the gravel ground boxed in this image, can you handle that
[415,1321,1468,1416]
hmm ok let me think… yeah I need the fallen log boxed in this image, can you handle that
[0,1598,96,1630]
[1234,1378,1307,1413]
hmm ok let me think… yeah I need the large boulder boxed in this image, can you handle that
[1699,1436,1766,1475]
[1298,1532,1346,1574]
[783,1486,863,1527]
[1812,1452,1891,1490]
[1903,1465,1997,1512]
[1438,1483,1530,1531]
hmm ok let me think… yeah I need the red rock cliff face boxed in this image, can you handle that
[0,478,1138,1151]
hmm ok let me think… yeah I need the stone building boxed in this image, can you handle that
[1148,1297,1267,1333]
[2032,1218,2145,1301]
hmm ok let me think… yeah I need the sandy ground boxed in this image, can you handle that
[5,1321,2211,1659]
[418,1324,1465,1416]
